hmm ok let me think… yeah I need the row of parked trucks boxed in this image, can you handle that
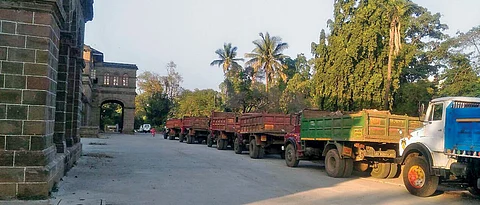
[165,97,480,197]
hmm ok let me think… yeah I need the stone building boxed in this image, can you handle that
[81,46,137,135]
[0,0,94,199]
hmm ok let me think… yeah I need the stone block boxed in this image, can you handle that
[28,105,47,120]
[7,48,35,63]
[0,89,21,103]
[24,63,49,76]
[17,23,50,38]
[0,104,5,119]
[0,120,22,135]
[0,74,3,88]
[1,21,15,34]
[6,136,30,150]
[33,12,53,25]
[0,184,16,200]
[30,136,47,151]
[0,47,6,60]
[24,121,46,135]
[5,75,26,89]
[22,90,47,105]
[0,9,33,23]
[27,76,50,90]
[17,183,49,200]
[14,150,47,166]
[25,167,48,182]
[6,105,27,120]
[26,36,49,50]
[0,151,14,166]
[0,168,24,182]
[1,61,24,75]
[36,50,49,64]
[0,34,26,47]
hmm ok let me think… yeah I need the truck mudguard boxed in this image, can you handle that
[322,142,344,158]
[285,137,297,150]
[400,143,434,173]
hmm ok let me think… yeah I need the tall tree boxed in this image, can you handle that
[210,43,244,74]
[162,61,183,100]
[245,32,289,91]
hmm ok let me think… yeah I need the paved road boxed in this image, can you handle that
[9,133,479,205]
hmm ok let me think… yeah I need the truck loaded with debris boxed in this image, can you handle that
[208,112,238,150]
[284,109,422,178]
[236,113,295,159]
[180,116,210,144]
[165,118,182,140]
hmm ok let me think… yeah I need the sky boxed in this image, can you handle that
[84,0,480,91]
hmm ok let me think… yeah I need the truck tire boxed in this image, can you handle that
[207,135,213,147]
[249,139,260,159]
[325,149,345,178]
[234,138,243,154]
[403,156,439,197]
[467,186,480,196]
[343,158,354,178]
[217,139,226,150]
[258,146,265,159]
[354,161,370,172]
[163,134,167,139]
[179,134,184,142]
[186,135,193,144]
[371,163,391,179]
[168,135,174,140]
[285,144,299,167]
[387,163,400,179]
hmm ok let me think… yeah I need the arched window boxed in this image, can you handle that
[122,74,129,86]
[113,76,119,86]
[104,73,110,85]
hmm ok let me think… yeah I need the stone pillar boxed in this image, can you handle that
[0,5,64,199]
[123,107,135,134]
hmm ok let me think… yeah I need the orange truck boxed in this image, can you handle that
[208,112,238,150]
[180,116,210,144]
[165,118,182,140]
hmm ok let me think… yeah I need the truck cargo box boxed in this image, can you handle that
[183,116,209,131]
[210,112,237,133]
[239,113,294,136]
[445,101,480,155]
[300,109,422,143]
[166,118,182,129]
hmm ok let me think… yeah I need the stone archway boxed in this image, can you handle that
[100,100,125,133]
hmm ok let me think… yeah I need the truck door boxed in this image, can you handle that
[424,102,445,152]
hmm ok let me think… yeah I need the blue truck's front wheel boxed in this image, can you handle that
[403,156,439,197]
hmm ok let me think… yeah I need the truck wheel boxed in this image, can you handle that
[207,135,213,147]
[234,138,243,154]
[168,135,174,140]
[387,163,400,179]
[354,161,370,172]
[467,186,480,196]
[371,163,391,179]
[325,149,345,178]
[249,139,259,159]
[163,134,167,139]
[403,156,439,197]
[179,134,184,142]
[186,135,193,144]
[217,139,225,150]
[343,158,354,178]
[258,146,265,159]
[285,144,299,167]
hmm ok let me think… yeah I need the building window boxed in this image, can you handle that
[122,74,128,86]
[91,69,96,79]
[113,76,119,86]
[104,73,110,85]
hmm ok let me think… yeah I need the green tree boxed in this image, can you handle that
[439,54,480,97]
[210,43,244,74]
[175,89,221,117]
[245,32,289,91]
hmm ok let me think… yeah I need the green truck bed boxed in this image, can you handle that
[300,109,422,144]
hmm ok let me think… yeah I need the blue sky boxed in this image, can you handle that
[85,0,480,91]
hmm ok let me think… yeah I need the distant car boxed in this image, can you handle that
[138,124,152,133]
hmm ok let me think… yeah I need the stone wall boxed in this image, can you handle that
[0,0,93,199]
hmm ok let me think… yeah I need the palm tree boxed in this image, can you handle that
[210,43,244,74]
[245,32,289,92]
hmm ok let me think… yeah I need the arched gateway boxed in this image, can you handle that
[81,46,137,135]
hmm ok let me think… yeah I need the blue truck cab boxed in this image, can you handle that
[398,97,480,197]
